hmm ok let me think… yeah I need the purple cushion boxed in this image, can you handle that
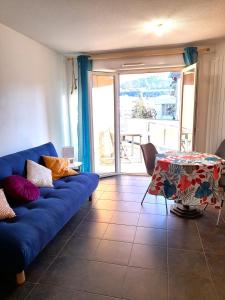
[3,175,40,203]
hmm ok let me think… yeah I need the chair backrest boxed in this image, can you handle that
[140,143,158,176]
[215,139,225,159]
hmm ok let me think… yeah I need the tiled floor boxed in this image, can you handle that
[1,175,225,300]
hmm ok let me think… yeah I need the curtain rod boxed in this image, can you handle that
[89,47,210,61]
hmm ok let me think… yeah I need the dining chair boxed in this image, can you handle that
[215,140,225,225]
[140,143,168,213]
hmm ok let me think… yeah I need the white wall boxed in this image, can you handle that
[0,22,70,156]
[204,40,225,153]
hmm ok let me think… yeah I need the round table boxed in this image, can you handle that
[149,152,224,218]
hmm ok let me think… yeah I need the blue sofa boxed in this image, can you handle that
[0,143,99,284]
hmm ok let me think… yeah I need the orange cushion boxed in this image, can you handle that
[42,156,78,180]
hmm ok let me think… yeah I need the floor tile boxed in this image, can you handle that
[92,190,104,200]
[7,175,225,299]
[129,244,167,271]
[200,228,225,255]
[122,267,168,300]
[140,203,168,215]
[206,253,225,279]
[196,213,221,231]
[138,214,167,229]
[168,229,202,251]
[110,211,139,226]
[211,275,225,300]
[57,210,88,239]
[86,209,114,223]
[26,252,55,283]
[60,236,100,259]
[100,191,141,202]
[40,256,87,290]
[94,240,132,265]
[0,281,35,300]
[169,273,216,300]
[103,224,136,242]
[28,283,119,300]
[76,221,108,238]
[168,248,210,279]
[109,176,149,187]
[40,257,126,297]
[94,200,141,213]
[167,216,197,232]
[100,178,120,185]
[134,227,167,246]
[117,201,141,213]
[105,185,146,194]
[94,200,120,210]
[27,283,80,300]
[82,261,127,297]
[40,235,67,257]
[96,184,108,192]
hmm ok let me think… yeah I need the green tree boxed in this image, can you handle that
[132,97,157,119]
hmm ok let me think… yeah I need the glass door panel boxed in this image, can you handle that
[119,72,181,174]
[91,74,116,174]
[180,64,197,152]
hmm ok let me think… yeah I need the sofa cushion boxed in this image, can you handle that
[42,156,78,180]
[27,160,53,187]
[3,175,40,203]
[0,189,16,220]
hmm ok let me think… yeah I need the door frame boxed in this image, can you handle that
[88,71,120,177]
[89,67,186,176]
[179,63,198,151]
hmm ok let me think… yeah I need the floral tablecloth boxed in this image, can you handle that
[149,152,225,206]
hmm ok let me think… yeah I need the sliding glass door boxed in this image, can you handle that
[89,72,119,175]
[89,67,197,176]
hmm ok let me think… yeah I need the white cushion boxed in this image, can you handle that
[0,189,15,220]
[27,160,53,187]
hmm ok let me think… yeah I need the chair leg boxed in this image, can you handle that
[203,203,208,211]
[216,188,225,226]
[141,188,148,205]
[164,197,168,214]
[141,183,151,205]
[216,199,224,226]
[216,208,222,226]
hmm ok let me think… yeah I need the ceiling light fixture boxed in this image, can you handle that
[144,19,174,36]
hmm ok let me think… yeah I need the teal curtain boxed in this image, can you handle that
[77,55,92,172]
[183,47,198,66]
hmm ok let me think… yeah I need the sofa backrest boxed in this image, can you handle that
[0,142,58,180]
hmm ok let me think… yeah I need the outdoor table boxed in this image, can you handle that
[149,151,225,218]
[120,133,142,160]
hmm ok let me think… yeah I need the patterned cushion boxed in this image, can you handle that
[42,156,78,180]
[27,160,53,187]
[0,189,15,220]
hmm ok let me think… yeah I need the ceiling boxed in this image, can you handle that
[0,0,225,53]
